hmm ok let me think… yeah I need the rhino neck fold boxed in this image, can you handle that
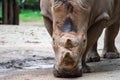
[88,0,114,27]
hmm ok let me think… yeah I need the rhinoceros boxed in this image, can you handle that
[40,0,120,78]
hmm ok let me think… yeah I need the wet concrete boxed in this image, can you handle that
[0,25,120,80]
[0,58,120,80]
[0,56,54,69]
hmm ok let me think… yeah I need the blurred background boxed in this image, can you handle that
[0,0,43,26]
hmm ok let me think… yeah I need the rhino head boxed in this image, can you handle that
[51,0,91,77]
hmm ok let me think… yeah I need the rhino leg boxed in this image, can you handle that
[102,23,120,59]
[86,42,100,62]
[82,21,105,73]
[43,16,53,36]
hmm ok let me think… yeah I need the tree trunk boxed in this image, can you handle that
[2,0,8,24]
[2,0,19,25]
[13,0,19,25]
[8,0,14,24]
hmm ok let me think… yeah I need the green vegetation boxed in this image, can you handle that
[18,0,39,4]
[17,0,40,10]
[0,0,42,22]
[0,10,2,18]
[23,0,39,4]
[20,10,43,22]
[0,9,43,22]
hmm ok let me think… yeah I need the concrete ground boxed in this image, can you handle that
[0,25,120,80]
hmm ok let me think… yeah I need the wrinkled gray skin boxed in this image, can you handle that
[40,0,120,78]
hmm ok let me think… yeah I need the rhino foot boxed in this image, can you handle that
[82,65,92,73]
[103,52,119,59]
[86,51,100,63]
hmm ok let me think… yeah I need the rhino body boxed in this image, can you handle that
[40,0,120,77]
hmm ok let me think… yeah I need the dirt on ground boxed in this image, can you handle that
[0,25,120,80]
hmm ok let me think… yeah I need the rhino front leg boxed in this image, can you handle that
[86,42,100,62]
[102,23,120,59]
[43,16,53,36]
[82,21,105,73]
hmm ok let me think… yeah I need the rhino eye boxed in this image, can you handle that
[53,38,55,41]
[83,39,86,43]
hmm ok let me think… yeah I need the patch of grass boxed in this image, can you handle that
[20,10,43,22]
[0,9,43,22]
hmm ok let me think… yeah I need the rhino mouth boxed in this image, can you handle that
[53,64,82,78]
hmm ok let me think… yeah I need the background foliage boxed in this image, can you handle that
[0,0,43,22]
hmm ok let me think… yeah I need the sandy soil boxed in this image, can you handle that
[0,25,120,80]
[20,21,44,26]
